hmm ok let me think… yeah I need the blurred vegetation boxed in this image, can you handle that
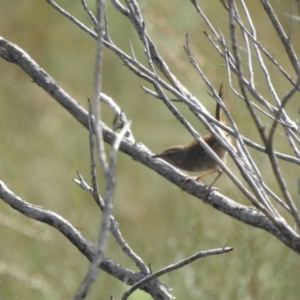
[0,1,299,299]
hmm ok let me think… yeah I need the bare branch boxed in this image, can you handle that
[45,0,96,38]
[1,36,300,254]
[260,0,300,74]
[100,93,135,141]
[81,0,98,28]
[0,181,170,299]
[73,0,108,297]
[122,246,233,300]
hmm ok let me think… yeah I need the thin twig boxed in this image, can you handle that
[100,93,135,141]
[81,0,98,28]
[121,246,233,300]
[88,100,105,208]
[45,0,96,38]
[267,75,300,229]
[260,0,300,75]
[73,0,107,298]
[228,0,283,223]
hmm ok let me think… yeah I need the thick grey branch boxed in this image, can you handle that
[1,37,300,254]
[0,181,172,300]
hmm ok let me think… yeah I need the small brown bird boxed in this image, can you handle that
[152,85,230,188]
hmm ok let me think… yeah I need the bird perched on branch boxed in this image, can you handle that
[152,84,230,188]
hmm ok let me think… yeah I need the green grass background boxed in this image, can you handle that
[0,1,299,299]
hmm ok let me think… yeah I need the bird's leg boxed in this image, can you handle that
[207,169,223,190]
[184,169,223,190]
[184,169,219,187]
[195,170,217,182]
